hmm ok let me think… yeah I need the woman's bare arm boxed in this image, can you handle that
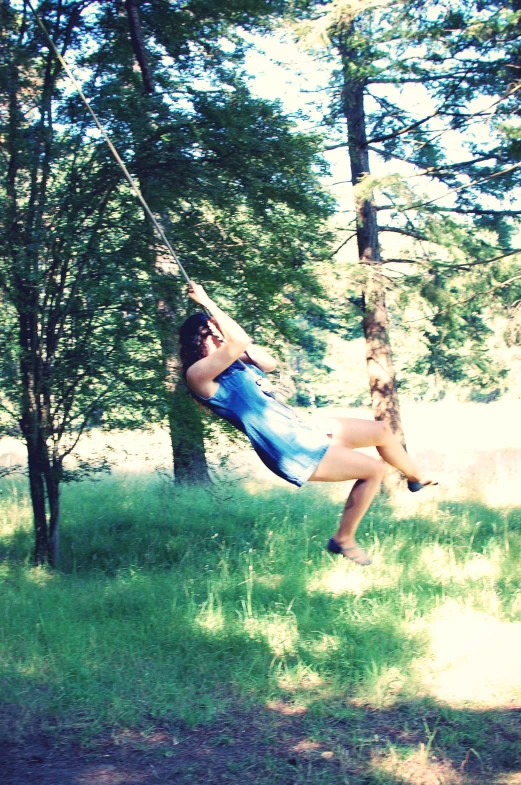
[185,282,251,398]
[240,343,277,373]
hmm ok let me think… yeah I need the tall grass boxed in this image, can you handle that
[1,473,520,741]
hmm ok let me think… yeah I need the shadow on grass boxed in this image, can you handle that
[1,479,521,783]
[2,691,521,784]
[2,565,521,784]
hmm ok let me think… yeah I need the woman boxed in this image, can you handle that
[180,282,434,566]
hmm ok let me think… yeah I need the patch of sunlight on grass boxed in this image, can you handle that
[353,665,406,709]
[418,544,501,586]
[307,562,372,596]
[0,562,10,581]
[15,659,45,677]
[195,599,226,635]
[275,662,326,693]
[462,554,498,580]
[304,633,341,658]
[255,573,285,589]
[415,600,521,707]
[372,746,463,785]
[391,492,442,519]
[307,556,403,596]
[265,699,308,715]
[24,566,58,585]
[494,775,521,785]
[242,613,299,656]
[0,498,32,537]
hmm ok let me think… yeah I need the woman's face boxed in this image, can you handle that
[202,320,224,355]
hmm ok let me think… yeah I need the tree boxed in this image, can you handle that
[292,0,521,432]
[86,0,334,482]
[0,0,332,563]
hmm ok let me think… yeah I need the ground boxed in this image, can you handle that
[3,701,521,785]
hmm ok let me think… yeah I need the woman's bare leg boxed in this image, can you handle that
[309,446,386,561]
[329,418,427,482]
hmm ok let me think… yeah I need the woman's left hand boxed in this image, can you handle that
[188,281,211,306]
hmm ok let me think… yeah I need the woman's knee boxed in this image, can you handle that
[375,420,392,445]
[364,459,386,482]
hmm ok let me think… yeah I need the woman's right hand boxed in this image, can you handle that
[188,281,210,307]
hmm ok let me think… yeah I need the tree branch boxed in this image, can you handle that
[376,158,521,214]
[332,232,357,256]
[379,226,431,242]
[365,111,440,146]
[431,206,521,217]
[406,274,521,324]
[125,0,155,94]
[366,144,501,180]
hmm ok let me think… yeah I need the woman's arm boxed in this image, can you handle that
[185,282,251,398]
[240,343,277,373]
[188,282,248,346]
[190,282,276,372]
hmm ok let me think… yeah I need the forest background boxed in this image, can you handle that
[2,3,521,783]
[1,0,521,561]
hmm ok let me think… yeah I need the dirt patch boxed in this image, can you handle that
[2,701,521,785]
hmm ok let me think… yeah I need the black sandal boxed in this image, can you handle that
[326,538,372,566]
[407,480,438,492]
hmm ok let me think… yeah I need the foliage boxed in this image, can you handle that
[290,0,521,399]
[0,0,334,560]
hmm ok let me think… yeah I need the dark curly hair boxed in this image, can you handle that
[178,312,213,374]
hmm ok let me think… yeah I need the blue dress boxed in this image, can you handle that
[191,361,331,487]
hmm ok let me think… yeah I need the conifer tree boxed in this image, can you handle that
[293,0,521,432]
[0,0,332,564]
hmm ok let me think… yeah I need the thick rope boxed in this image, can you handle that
[25,0,191,284]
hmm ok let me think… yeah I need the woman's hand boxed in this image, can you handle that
[188,281,211,307]
[243,343,277,373]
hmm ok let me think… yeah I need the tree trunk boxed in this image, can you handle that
[133,107,211,484]
[338,28,406,446]
[26,438,49,565]
[170,385,212,484]
[19,359,58,565]
[125,0,155,94]
[44,466,61,569]
[156,295,212,485]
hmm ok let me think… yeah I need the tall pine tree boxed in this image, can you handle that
[0,0,332,564]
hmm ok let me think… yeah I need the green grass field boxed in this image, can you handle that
[1,473,521,783]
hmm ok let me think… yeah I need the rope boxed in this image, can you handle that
[25,0,191,284]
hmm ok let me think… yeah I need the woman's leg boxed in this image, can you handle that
[328,418,426,482]
[309,445,386,562]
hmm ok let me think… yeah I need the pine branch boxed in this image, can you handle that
[457,249,521,269]
[379,226,431,242]
[376,159,521,214]
[406,274,521,324]
[432,206,521,217]
[332,232,357,256]
[367,112,441,147]
[367,145,501,179]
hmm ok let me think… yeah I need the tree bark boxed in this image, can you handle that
[125,0,155,94]
[170,386,212,484]
[156,295,211,484]
[19,306,57,565]
[26,439,49,565]
[338,26,406,446]
[44,464,61,568]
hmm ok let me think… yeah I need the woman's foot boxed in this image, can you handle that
[407,478,438,492]
[327,537,372,566]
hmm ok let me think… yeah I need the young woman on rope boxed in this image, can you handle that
[179,282,434,566]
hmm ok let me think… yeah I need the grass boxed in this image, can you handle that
[1,473,521,783]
